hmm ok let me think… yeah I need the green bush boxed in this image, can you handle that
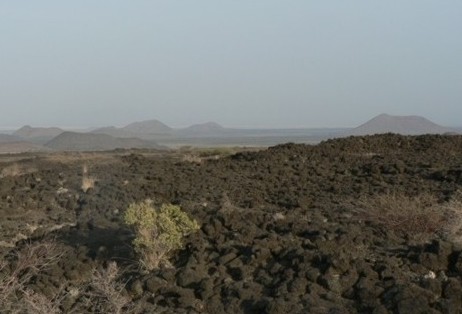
[124,200,200,271]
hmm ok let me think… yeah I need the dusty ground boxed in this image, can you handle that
[1,134,462,313]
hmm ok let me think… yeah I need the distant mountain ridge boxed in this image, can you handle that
[45,132,163,151]
[175,122,227,136]
[0,134,22,143]
[122,119,172,134]
[14,125,64,139]
[1,115,458,153]
[7,119,232,152]
[91,126,137,138]
[0,131,50,153]
[92,120,228,138]
[347,114,456,136]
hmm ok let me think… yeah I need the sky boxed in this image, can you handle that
[0,1,461,129]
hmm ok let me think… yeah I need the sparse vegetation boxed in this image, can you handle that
[357,193,450,240]
[21,286,68,314]
[0,163,21,177]
[124,200,200,271]
[0,241,134,313]
[0,241,64,312]
[179,146,250,164]
[441,192,462,244]
[196,147,234,158]
[181,153,204,164]
[81,164,96,192]
[86,262,132,314]
[0,163,36,178]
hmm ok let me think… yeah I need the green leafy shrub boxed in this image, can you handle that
[124,200,200,271]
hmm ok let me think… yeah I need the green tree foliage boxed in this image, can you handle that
[124,200,200,271]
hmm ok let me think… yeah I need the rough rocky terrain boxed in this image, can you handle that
[1,134,462,313]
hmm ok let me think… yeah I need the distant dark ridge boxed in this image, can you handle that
[0,134,23,143]
[91,120,174,139]
[346,114,456,136]
[14,125,64,139]
[175,122,227,136]
[90,126,137,138]
[122,119,173,134]
[45,132,164,151]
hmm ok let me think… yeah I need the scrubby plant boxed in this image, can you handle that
[0,240,134,313]
[0,241,64,312]
[441,192,462,244]
[87,262,132,314]
[124,200,200,271]
[81,164,97,193]
[356,192,448,241]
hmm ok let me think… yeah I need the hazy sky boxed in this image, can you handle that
[1,1,461,128]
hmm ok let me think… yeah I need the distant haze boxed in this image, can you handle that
[1,1,461,129]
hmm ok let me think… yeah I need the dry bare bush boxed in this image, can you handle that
[82,176,96,192]
[357,193,448,240]
[180,147,236,164]
[81,165,96,192]
[0,242,134,313]
[181,153,203,164]
[440,192,462,244]
[0,241,64,312]
[86,262,132,314]
[21,286,68,314]
[0,163,36,178]
[44,152,115,165]
[82,163,88,175]
[272,212,286,221]
[0,163,21,177]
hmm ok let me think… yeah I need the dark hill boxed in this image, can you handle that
[0,134,23,143]
[122,119,172,135]
[176,122,227,136]
[346,114,455,136]
[90,126,136,138]
[14,125,64,140]
[0,132,49,153]
[45,132,163,151]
